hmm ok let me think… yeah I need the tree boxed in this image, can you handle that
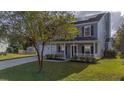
[0,11,78,72]
[113,24,124,55]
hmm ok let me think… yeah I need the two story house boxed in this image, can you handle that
[40,12,111,59]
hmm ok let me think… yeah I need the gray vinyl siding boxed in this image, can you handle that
[76,23,98,39]
[92,23,98,39]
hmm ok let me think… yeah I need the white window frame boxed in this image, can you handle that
[84,25,91,37]
[84,45,91,56]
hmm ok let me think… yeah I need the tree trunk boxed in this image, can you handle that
[33,43,42,72]
[38,42,45,72]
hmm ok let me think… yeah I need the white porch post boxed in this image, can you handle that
[77,44,78,57]
[93,43,95,57]
[73,42,75,57]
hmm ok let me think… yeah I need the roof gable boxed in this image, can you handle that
[74,13,106,24]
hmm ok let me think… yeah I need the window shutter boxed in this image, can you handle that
[82,26,84,37]
[91,45,93,54]
[91,25,94,36]
[58,45,61,52]
[82,46,84,54]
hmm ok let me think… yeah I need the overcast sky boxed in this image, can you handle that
[76,11,124,36]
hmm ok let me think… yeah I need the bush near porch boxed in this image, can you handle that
[70,55,97,64]
[45,54,64,60]
[103,50,117,58]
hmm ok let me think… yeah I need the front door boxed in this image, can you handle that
[70,45,78,58]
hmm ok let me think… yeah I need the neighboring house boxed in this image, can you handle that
[0,41,8,53]
[40,12,111,59]
[26,46,36,54]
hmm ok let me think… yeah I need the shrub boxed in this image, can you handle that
[0,52,7,56]
[118,52,124,58]
[7,47,14,53]
[46,54,64,60]
[18,45,24,50]
[82,56,97,63]
[103,50,117,58]
[55,54,63,59]
[70,56,97,64]
[80,56,86,62]
[71,55,78,60]
[70,55,78,62]
[46,54,54,59]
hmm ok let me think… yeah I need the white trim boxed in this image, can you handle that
[93,43,95,55]
[84,25,91,37]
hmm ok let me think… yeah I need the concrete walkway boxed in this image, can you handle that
[0,56,37,70]
[0,56,66,70]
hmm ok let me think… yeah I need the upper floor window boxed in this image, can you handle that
[84,25,91,37]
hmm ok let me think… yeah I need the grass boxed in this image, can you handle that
[0,53,36,61]
[0,58,124,80]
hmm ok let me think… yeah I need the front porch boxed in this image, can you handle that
[54,41,98,59]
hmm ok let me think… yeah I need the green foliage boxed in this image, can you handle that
[0,11,78,48]
[46,54,64,60]
[18,45,24,50]
[7,47,14,53]
[46,54,54,59]
[71,55,78,60]
[0,52,7,56]
[103,50,117,58]
[7,44,24,53]
[118,52,124,58]
[113,24,124,54]
[70,56,97,64]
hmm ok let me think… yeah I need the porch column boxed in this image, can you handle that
[77,44,78,57]
[93,43,95,57]
[73,42,75,57]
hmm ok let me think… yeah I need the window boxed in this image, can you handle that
[82,46,84,54]
[84,25,91,37]
[58,45,64,52]
[84,45,91,55]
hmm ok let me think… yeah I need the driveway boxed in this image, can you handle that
[0,56,37,70]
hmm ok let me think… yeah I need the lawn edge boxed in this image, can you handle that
[0,55,36,61]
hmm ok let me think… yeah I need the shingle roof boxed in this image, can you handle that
[74,13,106,24]
[74,37,97,41]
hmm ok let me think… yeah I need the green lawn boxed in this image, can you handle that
[0,58,124,81]
[0,53,36,60]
